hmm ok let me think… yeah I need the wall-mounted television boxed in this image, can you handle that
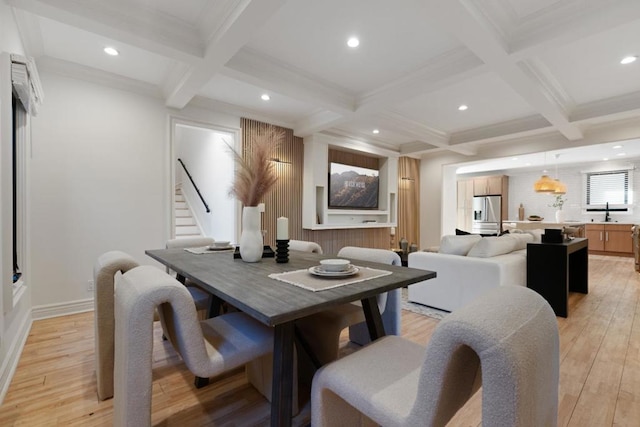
[328,162,379,209]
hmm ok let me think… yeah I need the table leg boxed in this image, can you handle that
[361,296,385,340]
[271,322,294,427]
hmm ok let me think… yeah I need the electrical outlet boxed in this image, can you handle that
[87,279,94,292]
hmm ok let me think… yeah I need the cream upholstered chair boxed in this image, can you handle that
[165,237,215,317]
[295,247,401,368]
[93,250,139,401]
[113,265,274,426]
[311,286,560,427]
[288,240,323,254]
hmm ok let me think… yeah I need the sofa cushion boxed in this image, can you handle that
[467,236,516,258]
[506,233,534,250]
[439,234,483,256]
[512,228,544,243]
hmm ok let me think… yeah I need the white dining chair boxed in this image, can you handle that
[165,237,215,318]
[295,247,401,369]
[113,265,275,426]
[93,250,139,401]
[288,240,323,254]
[312,286,560,426]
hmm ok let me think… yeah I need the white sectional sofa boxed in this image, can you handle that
[407,232,537,312]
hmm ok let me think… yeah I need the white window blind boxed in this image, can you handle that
[585,170,630,206]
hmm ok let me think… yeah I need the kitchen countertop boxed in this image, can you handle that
[503,220,586,225]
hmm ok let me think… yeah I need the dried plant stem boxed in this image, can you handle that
[228,126,284,206]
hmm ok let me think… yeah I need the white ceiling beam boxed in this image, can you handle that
[377,112,477,156]
[509,0,640,61]
[164,0,289,109]
[423,0,583,142]
[287,48,487,137]
[293,110,347,137]
[571,91,640,123]
[6,0,203,63]
[450,115,554,146]
[356,48,485,113]
[223,49,355,115]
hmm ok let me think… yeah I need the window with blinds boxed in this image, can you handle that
[585,169,631,210]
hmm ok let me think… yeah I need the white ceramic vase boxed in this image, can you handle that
[555,209,565,224]
[240,206,263,262]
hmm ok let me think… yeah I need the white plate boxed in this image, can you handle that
[207,245,234,251]
[308,265,359,277]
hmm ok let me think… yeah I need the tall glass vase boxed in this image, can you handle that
[240,206,263,262]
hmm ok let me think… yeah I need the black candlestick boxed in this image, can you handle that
[276,239,289,263]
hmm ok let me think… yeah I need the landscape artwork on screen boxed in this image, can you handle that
[328,162,379,209]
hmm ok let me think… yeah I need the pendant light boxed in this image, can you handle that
[533,152,556,193]
[533,174,557,193]
[552,154,566,194]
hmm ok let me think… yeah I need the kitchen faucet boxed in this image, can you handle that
[605,202,611,222]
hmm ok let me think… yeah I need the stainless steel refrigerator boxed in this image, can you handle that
[472,195,501,234]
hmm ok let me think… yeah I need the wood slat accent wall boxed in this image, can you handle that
[241,118,391,254]
[398,157,420,247]
[328,150,379,169]
[240,118,302,249]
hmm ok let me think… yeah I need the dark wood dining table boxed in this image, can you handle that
[145,248,436,427]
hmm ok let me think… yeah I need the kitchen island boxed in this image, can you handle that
[503,221,586,237]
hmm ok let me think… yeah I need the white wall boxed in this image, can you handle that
[175,125,236,242]
[504,161,640,224]
[29,72,240,308]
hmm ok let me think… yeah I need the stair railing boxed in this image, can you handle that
[177,158,210,213]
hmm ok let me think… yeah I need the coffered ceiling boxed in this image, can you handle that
[6,0,640,161]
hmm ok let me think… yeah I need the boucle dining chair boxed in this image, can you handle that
[288,239,323,254]
[311,286,560,427]
[295,247,402,368]
[93,250,139,401]
[165,237,215,318]
[113,265,275,427]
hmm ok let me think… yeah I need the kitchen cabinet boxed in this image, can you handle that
[456,179,474,231]
[457,175,508,232]
[473,175,504,196]
[585,223,633,255]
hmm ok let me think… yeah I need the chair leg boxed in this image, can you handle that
[194,376,210,388]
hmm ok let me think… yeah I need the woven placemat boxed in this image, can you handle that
[184,246,235,255]
[268,266,392,292]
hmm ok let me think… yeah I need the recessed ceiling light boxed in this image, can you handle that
[347,37,360,48]
[261,94,270,101]
[620,56,637,65]
[458,104,468,111]
[602,158,609,161]
[372,129,380,134]
[616,152,627,156]
[511,157,518,161]
[103,47,119,56]
[612,145,623,149]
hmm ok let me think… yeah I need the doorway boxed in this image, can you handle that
[170,118,240,243]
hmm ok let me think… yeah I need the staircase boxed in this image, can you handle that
[175,188,202,238]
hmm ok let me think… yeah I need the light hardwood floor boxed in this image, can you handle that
[0,255,638,426]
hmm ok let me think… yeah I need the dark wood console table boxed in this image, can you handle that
[526,238,589,317]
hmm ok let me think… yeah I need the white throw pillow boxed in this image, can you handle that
[439,234,483,256]
[506,233,534,250]
[467,236,516,258]
[525,229,544,243]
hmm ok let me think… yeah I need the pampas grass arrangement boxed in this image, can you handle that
[229,126,284,206]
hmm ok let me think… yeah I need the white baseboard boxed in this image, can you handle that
[0,310,32,405]
[32,298,94,320]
